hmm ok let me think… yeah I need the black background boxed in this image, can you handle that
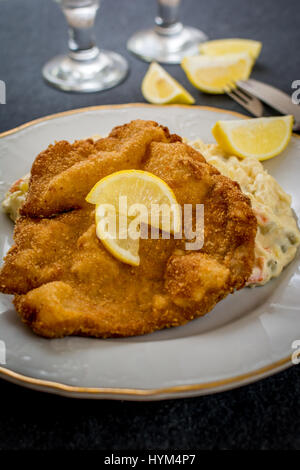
[0,0,300,450]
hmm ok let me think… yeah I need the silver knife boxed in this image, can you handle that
[237,78,300,131]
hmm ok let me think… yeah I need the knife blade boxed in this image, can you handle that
[237,78,300,131]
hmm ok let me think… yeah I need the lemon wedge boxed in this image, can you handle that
[95,207,141,266]
[86,170,182,266]
[141,62,195,104]
[212,116,293,161]
[181,53,253,94]
[200,39,262,60]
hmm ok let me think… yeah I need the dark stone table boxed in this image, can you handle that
[0,0,300,450]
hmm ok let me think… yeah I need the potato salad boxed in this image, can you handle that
[188,139,300,286]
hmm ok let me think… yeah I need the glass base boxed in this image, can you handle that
[42,49,128,93]
[127,25,207,64]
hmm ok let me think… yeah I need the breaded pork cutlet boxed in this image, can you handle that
[20,120,179,218]
[0,120,257,338]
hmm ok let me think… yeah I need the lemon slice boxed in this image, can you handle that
[86,170,182,266]
[141,62,195,104]
[181,53,253,94]
[95,207,141,266]
[200,39,262,60]
[212,116,293,161]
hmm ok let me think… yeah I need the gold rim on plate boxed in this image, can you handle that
[0,103,296,399]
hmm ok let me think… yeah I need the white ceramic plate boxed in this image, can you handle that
[0,104,300,401]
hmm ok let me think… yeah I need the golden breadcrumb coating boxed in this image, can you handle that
[0,120,257,338]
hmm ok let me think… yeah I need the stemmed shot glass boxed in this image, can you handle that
[127,0,207,64]
[43,0,128,92]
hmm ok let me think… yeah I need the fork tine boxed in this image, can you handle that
[234,83,264,106]
[226,89,264,117]
[223,80,236,93]
[225,79,264,117]
[230,88,249,105]
[238,89,264,117]
[227,91,249,108]
[235,85,257,101]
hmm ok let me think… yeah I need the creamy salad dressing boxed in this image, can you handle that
[2,140,300,287]
[188,139,300,286]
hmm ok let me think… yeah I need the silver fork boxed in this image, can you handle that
[225,81,264,117]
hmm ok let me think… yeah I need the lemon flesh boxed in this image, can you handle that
[96,207,140,266]
[86,170,182,266]
[200,39,262,60]
[212,116,293,161]
[141,62,195,104]
[181,53,253,94]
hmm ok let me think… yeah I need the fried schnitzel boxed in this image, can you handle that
[20,120,179,218]
[0,120,257,338]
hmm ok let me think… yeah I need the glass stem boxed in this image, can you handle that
[62,2,100,61]
[155,0,183,35]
